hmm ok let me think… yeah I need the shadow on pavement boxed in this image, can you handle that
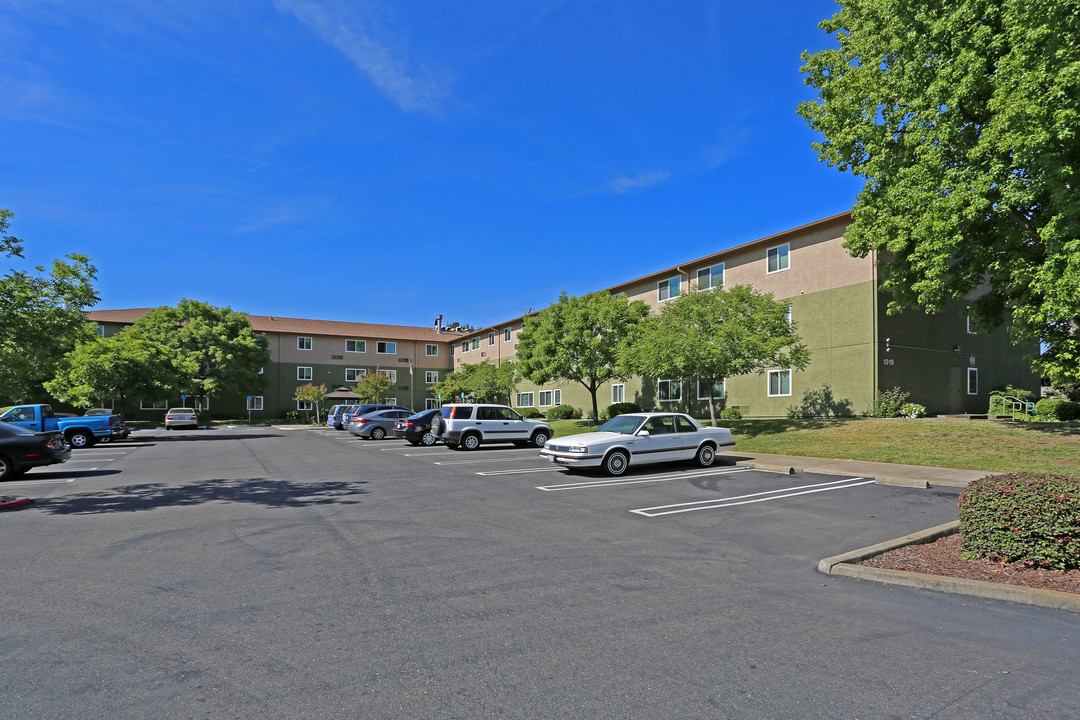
[33,477,369,514]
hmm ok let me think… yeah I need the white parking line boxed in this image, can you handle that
[536,466,752,491]
[477,467,565,476]
[65,458,116,463]
[2,477,78,486]
[435,456,543,466]
[630,477,875,517]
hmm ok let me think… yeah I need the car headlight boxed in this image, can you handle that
[569,446,588,454]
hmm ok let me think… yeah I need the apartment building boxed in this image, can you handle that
[86,310,464,420]
[451,213,1040,418]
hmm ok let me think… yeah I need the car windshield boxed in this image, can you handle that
[596,415,645,435]
[0,421,34,436]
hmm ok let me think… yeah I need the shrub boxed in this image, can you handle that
[872,387,910,418]
[546,404,581,420]
[957,473,1080,571]
[601,402,643,421]
[282,409,304,422]
[1034,398,1080,422]
[898,402,926,418]
[518,407,543,419]
[719,407,742,420]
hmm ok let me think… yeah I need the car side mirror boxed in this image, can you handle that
[638,430,650,437]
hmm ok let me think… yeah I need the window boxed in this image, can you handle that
[697,379,726,400]
[488,332,495,346]
[768,369,792,397]
[345,368,366,382]
[968,368,979,395]
[378,369,397,383]
[258,367,264,375]
[346,339,366,353]
[658,379,682,402]
[504,327,511,341]
[247,396,264,411]
[611,384,625,403]
[516,392,534,407]
[539,390,553,407]
[658,276,681,302]
[298,336,312,350]
[426,344,438,356]
[426,397,441,410]
[377,341,396,355]
[696,263,724,289]
[785,306,793,327]
[461,341,469,353]
[96,324,105,336]
[141,399,169,410]
[554,389,561,406]
[767,243,790,273]
[425,371,439,384]
[471,338,480,351]
[297,366,312,381]
[297,399,313,411]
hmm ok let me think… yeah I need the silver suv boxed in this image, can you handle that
[430,404,552,451]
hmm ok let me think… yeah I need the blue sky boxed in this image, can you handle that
[2,0,862,329]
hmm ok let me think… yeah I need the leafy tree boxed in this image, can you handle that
[798,1,1080,384]
[351,370,394,404]
[0,209,99,399]
[620,286,811,426]
[44,334,179,416]
[430,361,519,405]
[517,291,649,422]
[124,299,268,407]
[294,383,328,424]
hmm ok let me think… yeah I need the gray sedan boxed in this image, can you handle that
[348,409,414,439]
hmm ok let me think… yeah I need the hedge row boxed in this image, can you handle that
[958,473,1080,571]
[1033,398,1080,422]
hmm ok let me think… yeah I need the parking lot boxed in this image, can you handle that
[3,426,1078,720]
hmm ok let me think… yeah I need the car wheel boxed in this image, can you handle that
[461,433,481,451]
[695,444,716,467]
[66,430,93,449]
[430,415,445,436]
[603,450,629,476]
[371,427,386,440]
[0,455,12,481]
[530,430,550,448]
[420,431,437,446]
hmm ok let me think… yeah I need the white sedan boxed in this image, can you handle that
[540,412,735,476]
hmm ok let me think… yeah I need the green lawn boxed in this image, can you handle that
[547,417,1080,476]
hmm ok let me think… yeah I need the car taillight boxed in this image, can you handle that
[405,421,414,428]
[109,416,115,426]
[358,418,370,423]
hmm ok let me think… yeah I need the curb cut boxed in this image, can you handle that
[819,521,1080,613]
[738,461,799,474]
[874,476,931,488]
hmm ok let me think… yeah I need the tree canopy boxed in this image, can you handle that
[294,383,328,423]
[351,371,394,405]
[430,361,519,405]
[0,209,99,400]
[124,299,268,404]
[516,291,649,421]
[620,285,810,425]
[799,0,1080,384]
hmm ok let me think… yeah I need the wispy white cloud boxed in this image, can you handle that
[609,170,671,194]
[272,0,454,116]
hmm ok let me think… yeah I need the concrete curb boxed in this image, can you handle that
[819,521,1080,613]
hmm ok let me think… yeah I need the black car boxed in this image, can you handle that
[393,408,442,446]
[0,421,71,481]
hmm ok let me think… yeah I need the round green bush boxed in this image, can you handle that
[719,407,742,420]
[958,472,1080,570]
[601,402,643,421]
[546,404,581,420]
[1035,398,1080,422]
[517,407,543,419]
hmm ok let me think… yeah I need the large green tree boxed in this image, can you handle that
[351,371,394,404]
[620,285,811,425]
[44,334,179,416]
[799,0,1080,384]
[430,361,519,405]
[124,299,268,406]
[0,209,99,399]
[516,291,649,422]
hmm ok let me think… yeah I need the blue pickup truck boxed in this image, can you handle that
[0,404,119,448]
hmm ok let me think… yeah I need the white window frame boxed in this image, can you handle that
[488,332,495,346]
[697,379,726,400]
[297,399,313,411]
[767,369,792,397]
[461,341,469,353]
[553,389,562,406]
[246,396,264,411]
[346,339,366,353]
[376,341,396,355]
[658,379,682,402]
[140,399,169,410]
[425,344,438,356]
[345,368,366,382]
[504,327,511,341]
[379,369,397,383]
[96,324,106,336]
[658,276,681,302]
[767,243,790,274]
[696,263,724,289]
[516,392,534,408]
[297,366,313,381]
[611,384,625,403]
[539,390,553,407]
[425,397,441,410]
[386,397,398,406]
[425,370,439,384]
[471,338,480,351]
[967,367,979,395]
[297,336,312,351]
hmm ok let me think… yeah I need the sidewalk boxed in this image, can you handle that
[731,452,994,488]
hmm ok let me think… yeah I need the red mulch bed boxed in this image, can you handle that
[860,532,1080,595]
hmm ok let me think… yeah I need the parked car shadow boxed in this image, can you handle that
[33,477,369,515]
[4,469,122,483]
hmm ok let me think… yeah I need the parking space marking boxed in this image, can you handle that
[434,456,543,466]
[630,477,874,517]
[536,465,751,491]
[65,458,116,463]
[477,466,565,476]
[2,477,78,486]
